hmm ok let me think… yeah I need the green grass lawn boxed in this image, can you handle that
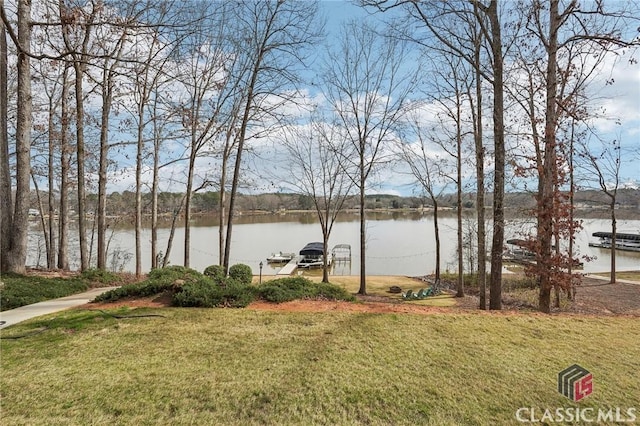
[0,273,90,311]
[593,271,640,282]
[1,308,638,425]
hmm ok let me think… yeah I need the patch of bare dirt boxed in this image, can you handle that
[454,277,640,316]
[25,268,80,279]
[564,277,640,316]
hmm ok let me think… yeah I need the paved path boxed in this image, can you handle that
[0,287,117,329]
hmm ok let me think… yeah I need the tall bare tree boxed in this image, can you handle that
[280,115,355,283]
[323,20,417,295]
[0,0,10,272]
[110,1,193,273]
[222,0,321,273]
[578,136,623,284]
[482,0,506,310]
[399,112,449,287]
[427,54,472,298]
[154,2,262,270]
[59,0,98,272]
[365,0,506,308]
[96,19,130,270]
[1,0,32,274]
[469,10,487,308]
[57,63,71,270]
[31,58,64,269]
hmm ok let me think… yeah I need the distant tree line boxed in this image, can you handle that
[21,188,639,218]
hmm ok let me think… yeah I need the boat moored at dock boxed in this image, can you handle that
[297,242,332,269]
[266,251,296,263]
[590,231,640,253]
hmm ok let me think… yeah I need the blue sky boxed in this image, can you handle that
[315,1,640,194]
[99,0,640,197]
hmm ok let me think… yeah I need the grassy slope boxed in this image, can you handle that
[1,308,638,425]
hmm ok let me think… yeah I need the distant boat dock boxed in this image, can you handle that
[274,244,351,276]
[590,231,640,253]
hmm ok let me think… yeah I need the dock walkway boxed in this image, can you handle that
[277,256,300,275]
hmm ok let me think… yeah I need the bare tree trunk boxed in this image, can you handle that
[470,16,486,308]
[135,99,143,276]
[6,0,32,274]
[163,194,187,268]
[455,94,464,298]
[151,118,159,270]
[218,183,226,266]
[31,173,50,266]
[358,164,366,295]
[219,132,233,266]
[433,199,441,284]
[73,60,89,271]
[0,6,10,272]
[97,65,114,270]
[183,154,196,268]
[59,1,93,272]
[610,199,616,284]
[322,226,330,283]
[568,126,575,300]
[57,65,71,270]
[474,57,486,309]
[47,101,56,269]
[538,0,561,314]
[487,0,504,310]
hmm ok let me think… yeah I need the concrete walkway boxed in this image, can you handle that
[0,287,117,329]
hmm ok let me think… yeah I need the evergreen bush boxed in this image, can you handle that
[228,264,253,285]
[256,277,354,303]
[172,278,255,308]
[203,264,226,281]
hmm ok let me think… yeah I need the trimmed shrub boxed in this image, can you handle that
[256,284,300,304]
[255,277,354,303]
[314,282,355,302]
[94,266,206,303]
[228,263,253,285]
[172,278,255,308]
[148,265,203,282]
[93,280,175,302]
[203,264,226,281]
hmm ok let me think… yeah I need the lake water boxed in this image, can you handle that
[96,212,639,276]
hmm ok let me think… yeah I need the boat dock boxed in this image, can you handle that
[274,243,351,275]
[590,231,640,253]
[277,256,300,275]
[332,244,352,262]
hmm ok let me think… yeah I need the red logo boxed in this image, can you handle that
[573,372,593,401]
[558,365,593,401]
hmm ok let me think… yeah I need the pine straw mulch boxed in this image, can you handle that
[85,275,640,317]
